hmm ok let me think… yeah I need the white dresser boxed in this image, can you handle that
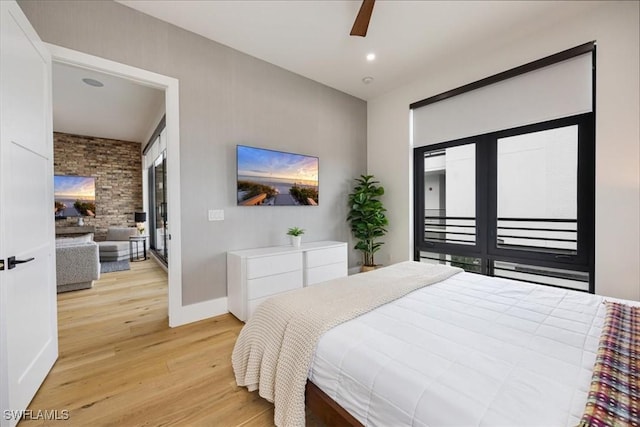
[227,241,347,321]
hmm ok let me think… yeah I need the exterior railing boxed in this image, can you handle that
[423,212,577,252]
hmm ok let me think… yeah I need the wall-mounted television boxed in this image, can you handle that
[54,175,96,218]
[237,145,319,206]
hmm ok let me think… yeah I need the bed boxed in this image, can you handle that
[232,261,638,427]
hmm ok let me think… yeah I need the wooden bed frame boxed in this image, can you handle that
[305,380,363,427]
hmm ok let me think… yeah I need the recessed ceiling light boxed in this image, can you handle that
[82,78,104,87]
[362,76,374,84]
[366,53,376,61]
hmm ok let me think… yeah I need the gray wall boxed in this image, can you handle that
[20,0,367,305]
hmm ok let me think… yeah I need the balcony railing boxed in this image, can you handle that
[424,210,475,245]
[496,217,577,253]
[423,212,578,253]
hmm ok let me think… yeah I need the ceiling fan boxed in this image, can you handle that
[350,0,375,37]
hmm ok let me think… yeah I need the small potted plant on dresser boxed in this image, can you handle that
[287,227,305,248]
[348,174,389,272]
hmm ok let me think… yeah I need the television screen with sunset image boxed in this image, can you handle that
[54,175,96,218]
[237,145,319,206]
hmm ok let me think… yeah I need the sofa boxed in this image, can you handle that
[98,227,138,262]
[56,234,100,293]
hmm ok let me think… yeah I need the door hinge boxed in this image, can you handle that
[0,259,4,271]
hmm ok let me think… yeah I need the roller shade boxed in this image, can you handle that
[412,51,593,147]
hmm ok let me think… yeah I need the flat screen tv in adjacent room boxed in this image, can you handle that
[237,145,319,206]
[54,175,96,218]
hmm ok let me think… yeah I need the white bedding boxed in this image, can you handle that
[309,271,608,426]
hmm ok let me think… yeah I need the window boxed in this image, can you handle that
[423,144,476,246]
[414,114,594,292]
[494,124,579,255]
[143,119,169,265]
[411,43,595,292]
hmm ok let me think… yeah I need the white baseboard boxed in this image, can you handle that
[169,297,228,327]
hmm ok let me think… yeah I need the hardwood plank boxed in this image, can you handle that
[21,259,323,426]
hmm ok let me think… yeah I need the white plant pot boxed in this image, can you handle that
[290,235,302,248]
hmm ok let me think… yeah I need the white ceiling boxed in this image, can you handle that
[53,62,165,143]
[51,0,601,141]
[117,0,602,101]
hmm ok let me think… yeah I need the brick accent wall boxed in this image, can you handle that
[54,132,143,241]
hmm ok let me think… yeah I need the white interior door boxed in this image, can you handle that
[0,2,58,426]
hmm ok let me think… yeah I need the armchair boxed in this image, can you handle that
[98,227,138,262]
[56,235,100,293]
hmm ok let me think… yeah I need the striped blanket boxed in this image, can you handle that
[579,302,639,427]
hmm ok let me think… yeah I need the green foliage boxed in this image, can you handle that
[450,255,481,273]
[73,200,96,216]
[286,227,305,236]
[237,180,277,201]
[347,175,388,266]
[289,184,319,205]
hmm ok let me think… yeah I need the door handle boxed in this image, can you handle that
[7,256,35,270]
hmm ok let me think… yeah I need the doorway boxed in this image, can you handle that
[46,43,184,326]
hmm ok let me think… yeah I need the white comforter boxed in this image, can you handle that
[309,272,608,426]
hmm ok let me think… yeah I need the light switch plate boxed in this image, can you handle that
[208,209,224,221]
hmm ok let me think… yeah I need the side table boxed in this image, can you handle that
[129,235,148,261]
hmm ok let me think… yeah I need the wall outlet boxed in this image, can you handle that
[208,209,224,221]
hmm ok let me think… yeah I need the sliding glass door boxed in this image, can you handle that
[148,152,168,264]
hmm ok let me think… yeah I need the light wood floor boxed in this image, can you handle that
[22,260,321,426]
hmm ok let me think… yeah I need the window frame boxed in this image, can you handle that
[487,114,595,267]
[413,112,595,292]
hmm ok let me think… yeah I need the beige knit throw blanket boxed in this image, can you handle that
[232,261,462,427]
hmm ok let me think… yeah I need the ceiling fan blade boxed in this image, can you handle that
[350,0,375,37]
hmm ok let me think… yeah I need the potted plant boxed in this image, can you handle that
[347,175,388,272]
[286,227,305,248]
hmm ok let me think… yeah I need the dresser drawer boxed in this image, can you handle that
[247,288,296,320]
[305,245,347,269]
[247,269,302,300]
[247,252,302,279]
[305,261,348,286]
